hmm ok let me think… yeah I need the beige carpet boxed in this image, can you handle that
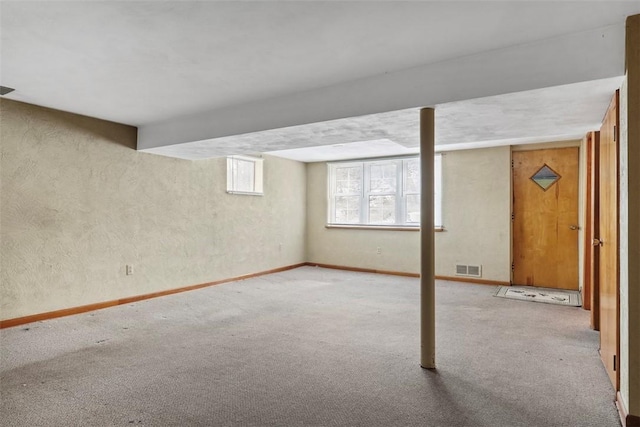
[1,267,618,426]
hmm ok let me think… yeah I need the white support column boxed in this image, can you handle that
[420,108,436,369]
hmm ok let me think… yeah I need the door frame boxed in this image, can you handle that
[596,90,620,390]
[583,131,600,330]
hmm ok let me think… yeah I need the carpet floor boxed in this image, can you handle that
[0,266,619,426]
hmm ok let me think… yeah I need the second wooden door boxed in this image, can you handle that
[512,147,580,290]
[598,91,619,389]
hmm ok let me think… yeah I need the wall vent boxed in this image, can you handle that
[455,264,482,278]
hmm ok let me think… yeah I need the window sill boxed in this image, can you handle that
[226,191,263,196]
[325,225,445,232]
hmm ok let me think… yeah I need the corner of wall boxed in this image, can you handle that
[1,103,309,321]
[435,146,512,282]
[302,161,311,263]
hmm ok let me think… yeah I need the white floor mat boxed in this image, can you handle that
[494,286,582,307]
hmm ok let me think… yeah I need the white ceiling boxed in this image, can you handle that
[1,1,639,159]
[144,76,623,161]
[269,139,420,163]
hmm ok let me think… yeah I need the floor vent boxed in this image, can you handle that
[455,264,482,278]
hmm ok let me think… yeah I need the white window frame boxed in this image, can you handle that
[327,154,443,228]
[226,155,264,195]
[434,153,443,228]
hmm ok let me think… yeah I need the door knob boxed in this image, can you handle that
[569,225,580,230]
[593,238,604,246]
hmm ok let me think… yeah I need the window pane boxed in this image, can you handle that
[328,157,426,226]
[531,164,560,191]
[405,159,420,193]
[233,159,255,192]
[406,194,420,223]
[370,163,397,193]
[227,156,263,195]
[369,195,396,224]
[435,154,442,227]
[336,166,362,195]
[335,196,360,223]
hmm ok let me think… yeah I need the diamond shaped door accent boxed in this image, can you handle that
[531,164,560,191]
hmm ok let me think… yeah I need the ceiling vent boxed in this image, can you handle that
[455,264,482,278]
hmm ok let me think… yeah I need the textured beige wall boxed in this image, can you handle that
[0,99,306,320]
[435,147,512,282]
[306,146,512,281]
[305,162,420,274]
[620,13,640,416]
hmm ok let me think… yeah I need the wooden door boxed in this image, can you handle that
[512,147,580,290]
[598,91,619,389]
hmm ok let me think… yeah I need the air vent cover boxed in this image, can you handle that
[456,264,468,275]
[455,264,482,278]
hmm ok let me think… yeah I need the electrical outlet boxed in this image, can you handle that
[126,265,133,275]
[376,247,381,254]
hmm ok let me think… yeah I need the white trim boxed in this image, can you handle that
[434,153,443,228]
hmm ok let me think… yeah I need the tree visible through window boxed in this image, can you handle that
[328,155,442,227]
[334,166,362,223]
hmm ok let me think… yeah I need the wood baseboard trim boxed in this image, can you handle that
[305,262,420,278]
[617,391,640,427]
[0,263,307,329]
[435,275,510,286]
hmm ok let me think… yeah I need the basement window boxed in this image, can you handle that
[226,155,264,195]
[327,155,442,228]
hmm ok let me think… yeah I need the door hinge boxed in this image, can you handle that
[511,212,515,221]
[511,262,515,271]
[613,355,617,371]
[511,159,514,168]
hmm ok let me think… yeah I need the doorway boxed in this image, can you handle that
[512,147,580,290]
